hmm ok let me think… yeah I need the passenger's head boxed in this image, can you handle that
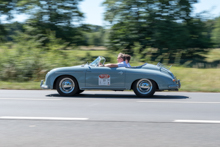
[117,53,125,63]
[124,54,131,63]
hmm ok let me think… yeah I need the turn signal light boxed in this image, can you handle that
[172,79,176,82]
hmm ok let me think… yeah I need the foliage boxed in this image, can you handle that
[13,0,85,46]
[0,0,17,42]
[16,0,83,25]
[0,45,43,81]
[82,24,108,46]
[1,64,220,92]
[0,30,82,81]
[0,0,220,85]
[4,22,25,42]
[212,17,220,48]
[103,0,212,63]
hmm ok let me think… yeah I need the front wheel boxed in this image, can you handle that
[133,79,156,97]
[56,76,79,96]
[76,90,84,94]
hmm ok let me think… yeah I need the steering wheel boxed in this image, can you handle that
[99,56,105,66]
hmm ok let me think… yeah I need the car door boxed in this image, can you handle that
[85,66,126,88]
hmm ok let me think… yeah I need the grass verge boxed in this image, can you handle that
[0,67,220,92]
[0,81,41,90]
[171,67,220,92]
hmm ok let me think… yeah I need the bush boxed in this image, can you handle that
[0,30,84,81]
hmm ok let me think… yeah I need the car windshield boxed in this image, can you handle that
[89,56,105,67]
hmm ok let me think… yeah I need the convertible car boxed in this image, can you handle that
[40,56,181,97]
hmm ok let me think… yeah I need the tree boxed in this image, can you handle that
[0,0,17,42]
[3,22,25,42]
[103,0,212,63]
[15,0,85,45]
[103,0,196,47]
[212,17,220,48]
[82,24,106,46]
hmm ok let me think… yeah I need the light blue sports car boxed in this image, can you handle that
[40,56,181,97]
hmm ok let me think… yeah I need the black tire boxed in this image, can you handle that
[133,79,156,97]
[76,90,84,94]
[56,76,79,96]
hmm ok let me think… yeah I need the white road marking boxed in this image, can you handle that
[0,116,89,121]
[0,98,62,101]
[174,120,220,123]
[138,101,220,104]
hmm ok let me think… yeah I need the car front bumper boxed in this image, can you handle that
[40,80,49,89]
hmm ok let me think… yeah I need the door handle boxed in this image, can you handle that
[118,71,123,75]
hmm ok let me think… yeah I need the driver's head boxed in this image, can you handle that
[117,53,125,63]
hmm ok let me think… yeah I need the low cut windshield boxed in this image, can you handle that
[89,56,106,67]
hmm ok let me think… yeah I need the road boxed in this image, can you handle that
[0,90,220,147]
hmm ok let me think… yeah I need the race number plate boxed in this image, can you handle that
[99,74,110,86]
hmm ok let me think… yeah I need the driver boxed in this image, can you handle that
[100,53,127,67]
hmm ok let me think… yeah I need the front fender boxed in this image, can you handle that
[44,66,87,89]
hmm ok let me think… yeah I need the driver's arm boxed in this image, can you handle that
[104,64,118,67]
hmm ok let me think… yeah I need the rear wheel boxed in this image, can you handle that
[133,79,156,97]
[56,76,79,96]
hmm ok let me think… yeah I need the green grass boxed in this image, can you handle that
[0,81,41,90]
[171,67,220,92]
[203,48,220,62]
[1,48,220,92]
[1,67,220,92]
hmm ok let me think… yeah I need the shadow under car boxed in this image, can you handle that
[46,93,189,99]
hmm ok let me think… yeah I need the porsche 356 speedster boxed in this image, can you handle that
[40,56,181,97]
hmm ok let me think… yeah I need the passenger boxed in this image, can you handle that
[101,53,127,67]
[124,54,131,67]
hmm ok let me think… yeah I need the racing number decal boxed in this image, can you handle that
[99,74,110,86]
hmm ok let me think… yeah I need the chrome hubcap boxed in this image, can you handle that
[59,78,75,94]
[137,79,152,94]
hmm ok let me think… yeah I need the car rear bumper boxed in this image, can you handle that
[177,80,181,88]
[40,80,49,89]
[168,80,181,89]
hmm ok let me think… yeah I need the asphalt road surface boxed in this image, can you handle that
[0,90,220,147]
